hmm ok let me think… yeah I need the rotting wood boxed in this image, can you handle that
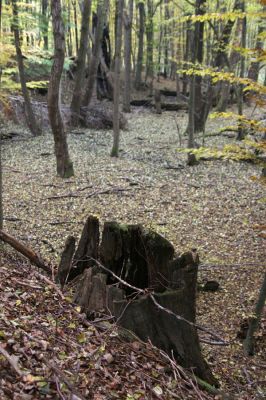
[65,217,225,385]
[70,215,100,280]
[56,235,76,286]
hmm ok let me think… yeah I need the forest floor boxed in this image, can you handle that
[1,105,266,399]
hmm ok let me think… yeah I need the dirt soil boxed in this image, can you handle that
[1,106,265,399]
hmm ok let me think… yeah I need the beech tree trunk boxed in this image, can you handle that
[134,1,145,90]
[187,0,205,140]
[48,0,74,178]
[11,0,42,136]
[82,0,107,107]
[145,0,154,80]
[123,0,133,113]
[237,1,246,141]
[70,0,91,124]
[110,0,124,157]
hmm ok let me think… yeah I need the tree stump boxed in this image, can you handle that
[57,235,76,286]
[62,216,218,386]
[69,215,100,280]
[154,89,162,114]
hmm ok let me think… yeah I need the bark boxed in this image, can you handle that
[193,0,206,133]
[70,0,91,124]
[73,0,79,54]
[70,215,100,279]
[67,0,73,56]
[0,229,51,274]
[237,1,246,141]
[82,0,107,107]
[110,0,124,157]
[41,0,49,50]
[11,0,42,136]
[244,272,266,355]
[57,236,76,286]
[145,0,154,80]
[123,0,133,113]
[134,1,145,90]
[186,0,206,137]
[154,89,161,114]
[48,0,74,178]
[246,9,265,104]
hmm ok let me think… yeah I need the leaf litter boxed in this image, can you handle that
[1,108,265,399]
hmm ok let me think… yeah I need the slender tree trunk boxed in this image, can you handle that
[73,0,79,55]
[182,19,192,96]
[244,272,266,355]
[123,0,133,113]
[71,0,91,124]
[134,1,144,90]
[82,0,107,107]
[110,0,124,157]
[145,0,154,80]
[67,0,73,56]
[48,0,74,178]
[237,1,246,141]
[187,0,206,137]
[41,0,49,50]
[11,0,41,136]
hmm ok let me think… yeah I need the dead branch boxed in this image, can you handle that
[0,229,51,275]
[0,345,25,377]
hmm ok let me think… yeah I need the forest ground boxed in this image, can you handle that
[1,105,265,399]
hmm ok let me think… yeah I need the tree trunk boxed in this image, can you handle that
[123,0,133,113]
[70,0,91,124]
[11,0,42,136]
[145,0,154,80]
[193,0,206,133]
[186,0,205,139]
[110,0,124,157]
[244,272,266,355]
[48,0,74,178]
[41,0,49,50]
[82,0,107,107]
[134,1,145,90]
[67,0,73,56]
[73,0,79,55]
[237,1,246,141]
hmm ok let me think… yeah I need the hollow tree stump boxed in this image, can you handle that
[63,216,217,386]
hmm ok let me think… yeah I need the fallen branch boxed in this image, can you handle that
[0,230,51,275]
[0,346,25,377]
[86,187,131,198]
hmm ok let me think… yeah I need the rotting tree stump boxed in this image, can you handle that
[57,216,218,386]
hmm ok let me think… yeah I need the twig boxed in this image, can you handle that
[44,359,86,400]
[86,187,131,198]
[91,258,229,345]
[0,346,25,376]
[47,193,81,200]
